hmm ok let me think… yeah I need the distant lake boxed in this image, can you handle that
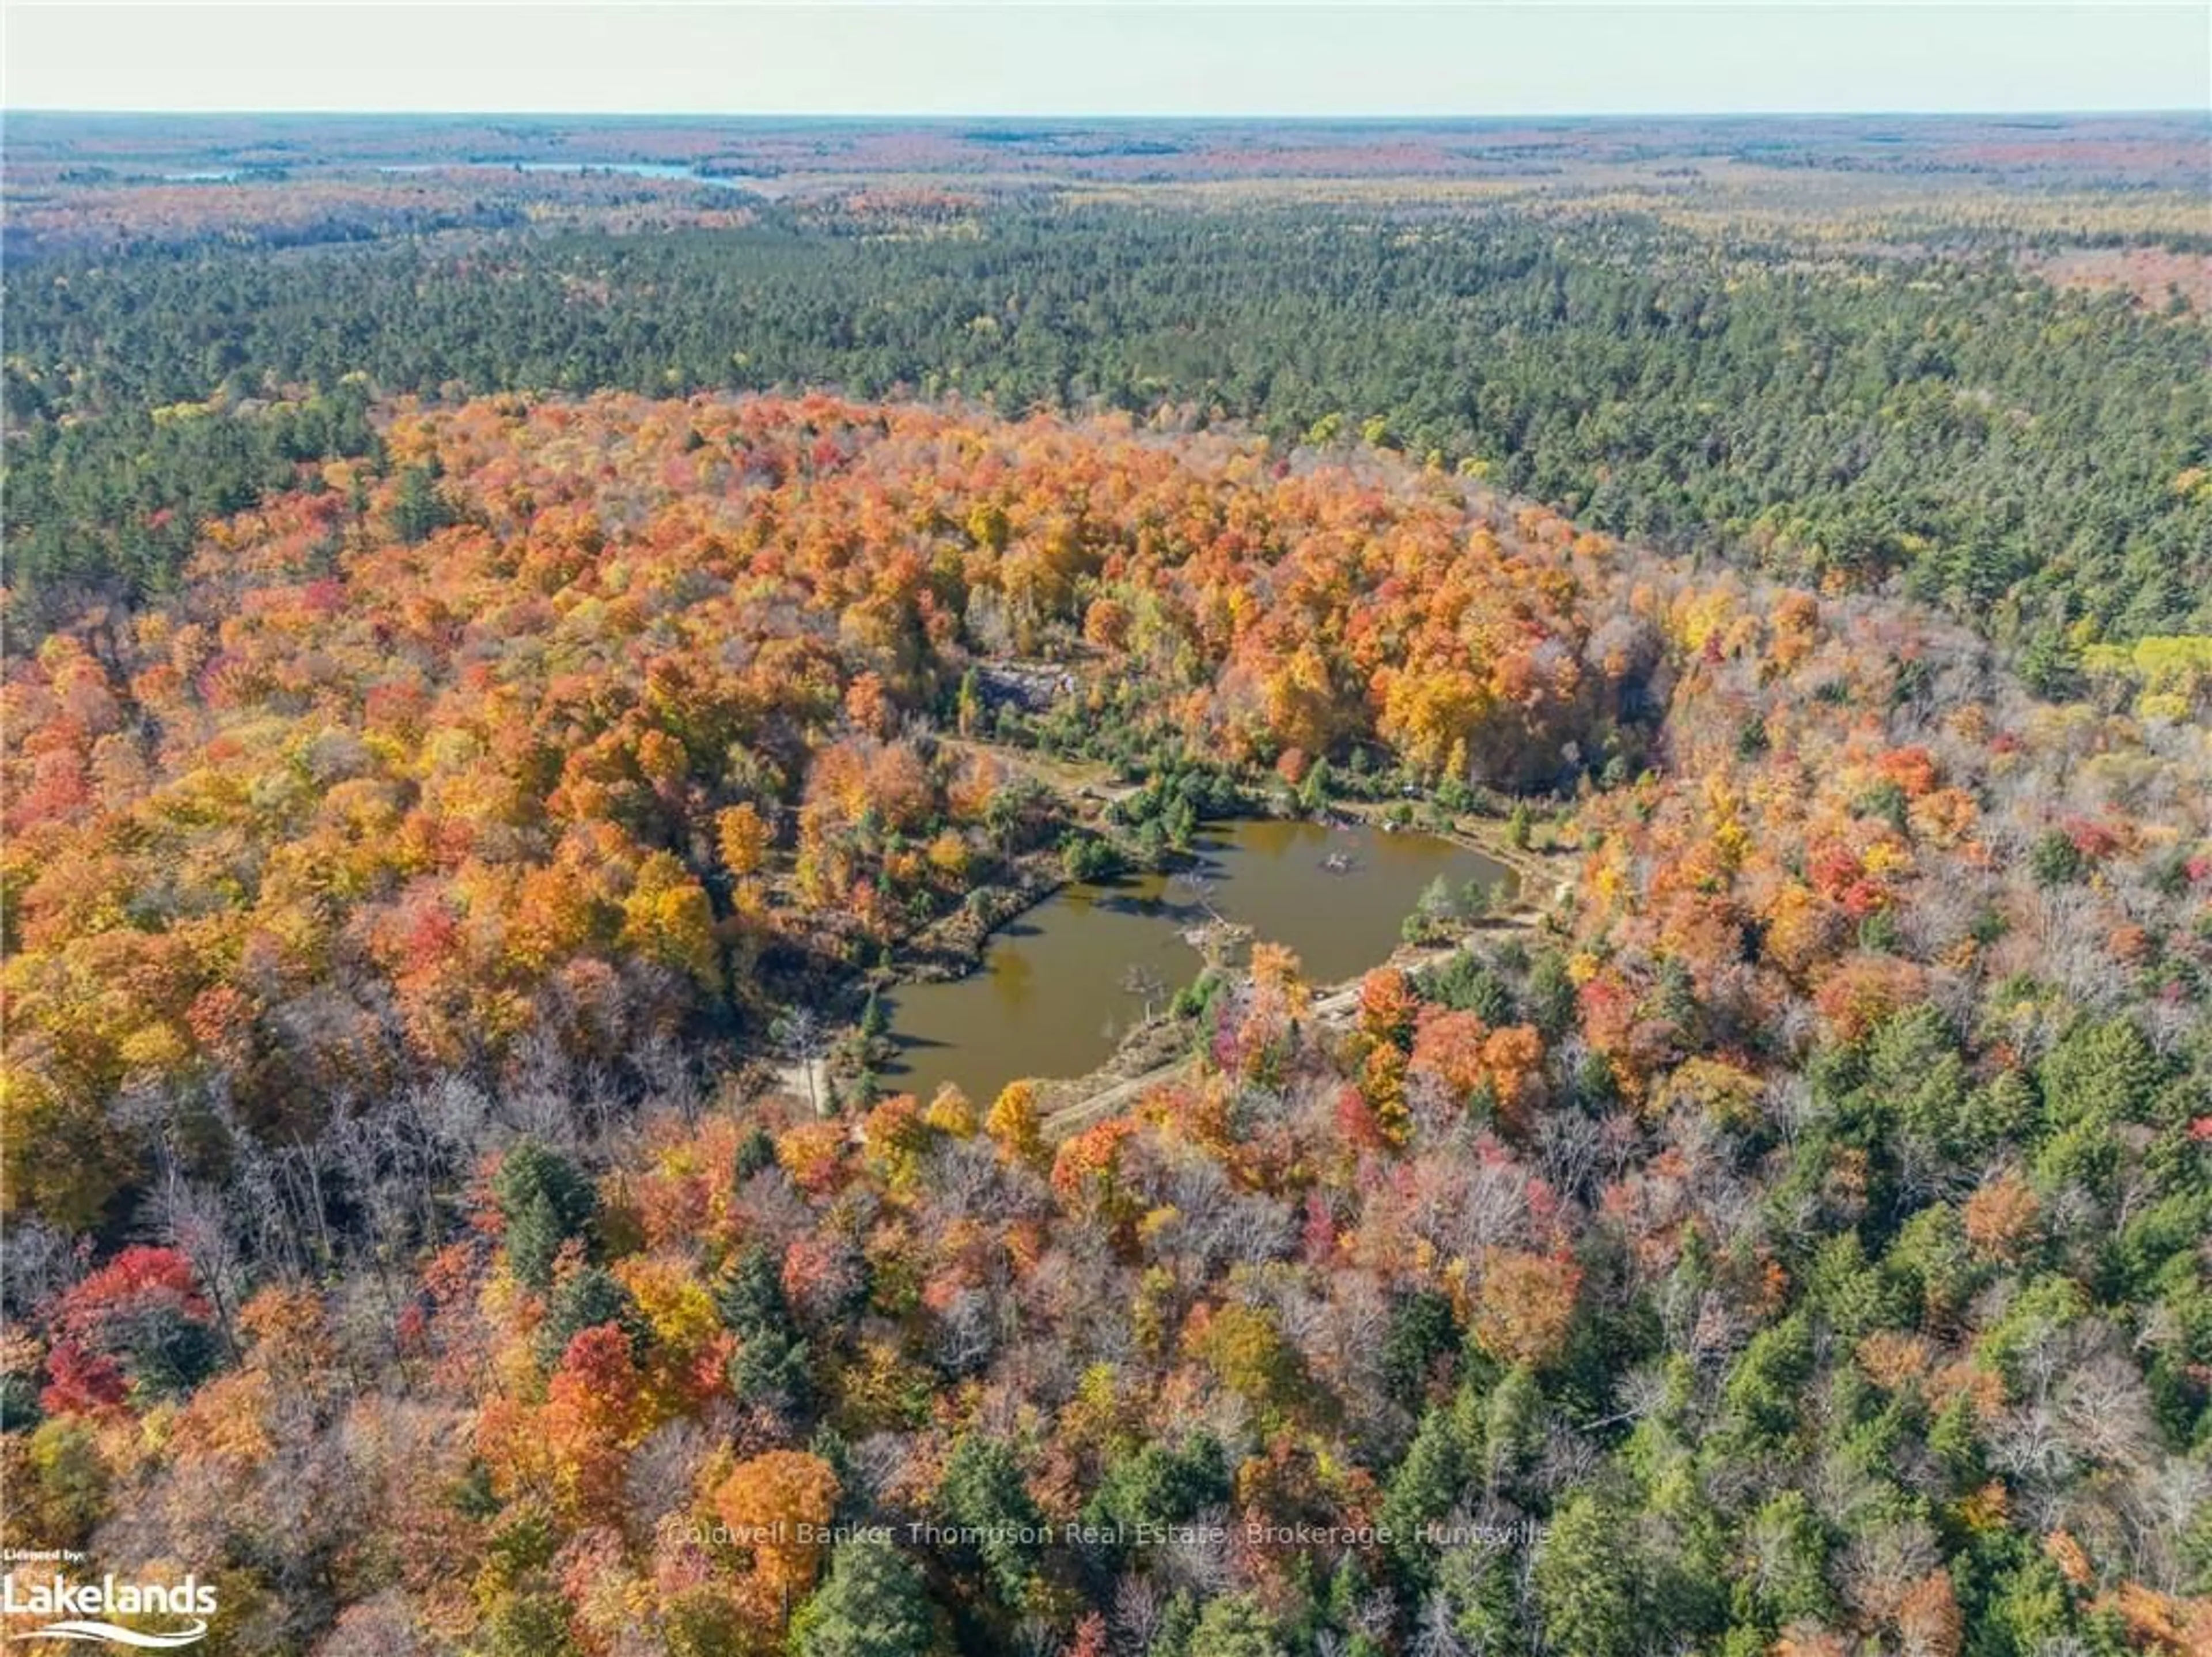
[882,818,1509,1106]
[375,161,762,191]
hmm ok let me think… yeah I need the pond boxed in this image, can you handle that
[881,818,1510,1105]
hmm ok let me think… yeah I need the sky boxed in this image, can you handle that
[3,2,2208,118]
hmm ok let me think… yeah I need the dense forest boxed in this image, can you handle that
[4,396,2208,1656]
[5,110,2211,1657]
[7,200,2209,655]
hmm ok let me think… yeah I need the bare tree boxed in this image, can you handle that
[1411,1591,1471,1657]
[771,1004,831,1117]
[1121,963,1168,1023]
[1110,1575,1162,1655]
[936,1285,998,1375]
[146,1160,245,1360]
[1167,868,1225,924]
[312,1591,427,1657]
[0,1218,75,1321]
[1156,1504,1236,1598]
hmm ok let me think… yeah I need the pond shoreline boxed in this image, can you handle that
[748,738,1575,1114]
[1039,899,1555,1140]
[873,802,1538,1108]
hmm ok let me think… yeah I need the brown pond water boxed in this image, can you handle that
[881,819,1510,1105]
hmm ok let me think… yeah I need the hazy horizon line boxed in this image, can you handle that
[9,105,2206,120]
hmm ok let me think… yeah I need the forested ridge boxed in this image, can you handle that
[7,203,2208,650]
[3,396,2209,1656]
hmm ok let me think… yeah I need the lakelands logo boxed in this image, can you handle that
[1,1558,215,1648]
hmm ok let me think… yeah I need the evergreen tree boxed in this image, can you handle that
[1534,1492,1642,1657]
[937,1435,1044,1608]
[1184,1595,1281,1657]
[493,1142,596,1291]
[790,1538,940,1657]
[1381,1406,1465,1588]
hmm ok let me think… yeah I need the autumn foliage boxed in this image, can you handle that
[5,396,2208,1657]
